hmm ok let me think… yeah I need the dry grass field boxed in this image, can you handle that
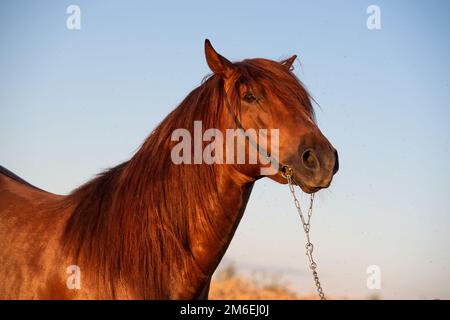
[210,264,381,300]
[209,264,321,300]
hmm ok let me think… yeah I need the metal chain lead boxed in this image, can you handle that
[222,88,325,299]
[282,166,326,300]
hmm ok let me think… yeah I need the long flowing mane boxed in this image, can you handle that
[61,58,314,298]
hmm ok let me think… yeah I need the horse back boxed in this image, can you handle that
[0,166,63,221]
[0,167,73,299]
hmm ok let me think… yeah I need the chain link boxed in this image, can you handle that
[282,166,326,300]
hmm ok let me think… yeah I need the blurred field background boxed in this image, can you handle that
[210,264,381,300]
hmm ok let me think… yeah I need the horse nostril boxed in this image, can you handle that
[301,149,319,171]
[333,149,339,174]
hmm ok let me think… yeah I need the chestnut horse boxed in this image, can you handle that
[0,40,338,299]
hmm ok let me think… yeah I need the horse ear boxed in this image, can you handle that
[281,54,297,70]
[204,39,235,79]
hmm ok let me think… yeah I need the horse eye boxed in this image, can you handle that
[243,93,257,103]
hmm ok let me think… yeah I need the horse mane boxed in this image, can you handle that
[61,58,314,298]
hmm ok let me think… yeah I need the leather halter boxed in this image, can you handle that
[222,89,293,179]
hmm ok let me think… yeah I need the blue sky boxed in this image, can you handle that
[1,0,449,299]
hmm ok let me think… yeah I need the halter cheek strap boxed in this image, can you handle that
[223,90,293,178]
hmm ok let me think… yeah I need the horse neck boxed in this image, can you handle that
[64,126,256,298]
[187,165,255,278]
[123,117,256,297]
[128,144,256,298]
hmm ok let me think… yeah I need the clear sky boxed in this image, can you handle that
[1,0,449,299]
